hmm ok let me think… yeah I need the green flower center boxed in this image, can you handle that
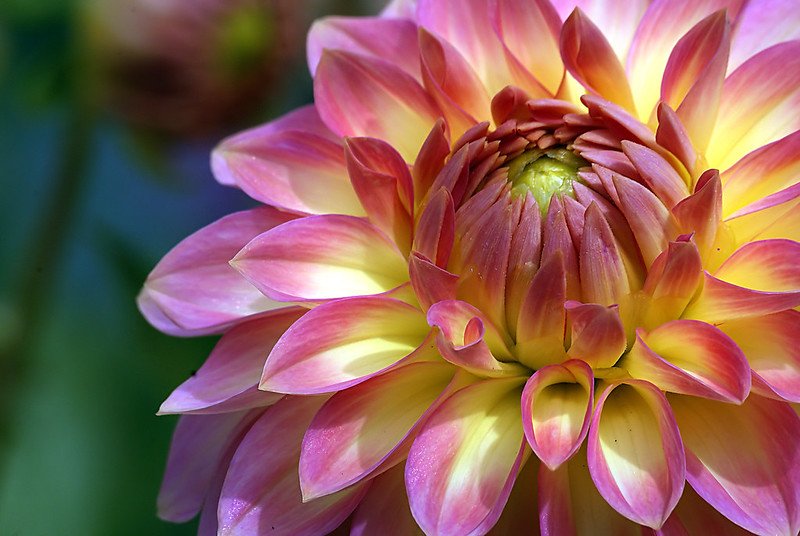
[507,148,587,214]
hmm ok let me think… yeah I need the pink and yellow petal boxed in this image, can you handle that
[218,396,368,536]
[299,361,456,499]
[314,50,441,162]
[406,377,527,536]
[159,310,303,415]
[261,297,430,394]
[622,320,750,403]
[671,394,800,536]
[588,380,685,529]
[138,208,295,336]
[232,215,408,302]
[566,301,627,369]
[522,360,593,470]
[706,41,800,171]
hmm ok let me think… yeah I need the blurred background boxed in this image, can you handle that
[0,0,381,533]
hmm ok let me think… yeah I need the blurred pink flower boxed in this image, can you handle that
[84,0,307,136]
[140,0,800,534]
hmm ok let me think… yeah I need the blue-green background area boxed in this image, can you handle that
[0,0,377,533]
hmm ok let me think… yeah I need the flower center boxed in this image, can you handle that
[507,147,587,213]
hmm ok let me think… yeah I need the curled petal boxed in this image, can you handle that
[427,300,525,378]
[314,50,440,162]
[588,380,685,529]
[299,362,456,499]
[138,208,295,336]
[307,17,421,79]
[159,310,303,415]
[409,253,458,311]
[656,103,699,178]
[261,297,430,394]
[622,320,750,403]
[218,397,368,535]
[672,173,722,262]
[406,377,527,536]
[560,9,636,113]
[671,394,800,536]
[413,119,451,200]
[566,301,627,369]
[232,215,408,302]
[522,359,593,470]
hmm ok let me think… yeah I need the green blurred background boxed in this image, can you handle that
[0,0,378,533]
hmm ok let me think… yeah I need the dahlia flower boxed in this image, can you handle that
[140,0,800,534]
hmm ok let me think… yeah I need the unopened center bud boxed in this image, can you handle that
[507,148,587,213]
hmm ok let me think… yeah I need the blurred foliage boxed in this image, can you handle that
[0,0,380,533]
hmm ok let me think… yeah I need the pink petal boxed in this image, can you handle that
[560,8,636,113]
[345,137,414,252]
[138,208,295,336]
[261,297,429,395]
[218,396,368,535]
[159,310,303,415]
[588,380,685,529]
[707,41,800,170]
[314,50,441,162]
[549,0,649,61]
[522,359,593,470]
[671,172,722,260]
[232,215,408,302]
[413,187,455,268]
[728,0,800,72]
[211,108,363,217]
[641,239,703,325]
[660,11,730,154]
[307,17,421,79]
[299,361,455,499]
[671,394,800,536]
[381,0,418,18]
[158,410,260,522]
[427,299,526,378]
[505,192,544,333]
[541,195,581,300]
[418,28,490,139]
[492,0,564,94]
[350,463,423,536]
[621,141,689,209]
[516,254,568,369]
[406,377,528,536]
[713,239,800,293]
[720,310,800,402]
[613,174,679,267]
[622,320,750,403]
[579,203,630,306]
[566,301,627,369]
[627,0,745,122]
[408,252,458,311]
[656,103,699,178]
[416,0,515,95]
[413,119,451,201]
